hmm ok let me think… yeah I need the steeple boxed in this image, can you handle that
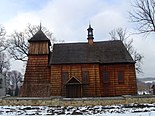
[87,24,94,45]
[28,24,51,46]
[20,23,51,97]
[28,24,51,55]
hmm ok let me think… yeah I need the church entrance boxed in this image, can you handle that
[65,77,82,98]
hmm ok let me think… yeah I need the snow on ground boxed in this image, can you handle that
[0,103,155,115]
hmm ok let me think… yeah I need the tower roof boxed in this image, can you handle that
[28,29,50,44]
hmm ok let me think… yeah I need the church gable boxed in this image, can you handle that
[66,77,82,85]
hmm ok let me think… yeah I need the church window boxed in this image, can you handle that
[118,71,124,83]
[103,71,109,83]
[62,72,69,84]
[82,71,89,84]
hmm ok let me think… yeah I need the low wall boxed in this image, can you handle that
[0,95,155,106]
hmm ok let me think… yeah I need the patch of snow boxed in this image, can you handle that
[145,81,155,83]
[0,103,155,115]
[138,91,151,95]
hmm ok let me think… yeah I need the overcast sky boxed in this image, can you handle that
[0,0,155,78]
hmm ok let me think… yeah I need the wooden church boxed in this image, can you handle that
[20,25,137,98]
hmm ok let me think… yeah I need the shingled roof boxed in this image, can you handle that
[28,29,51,45]
[50,40,135,64]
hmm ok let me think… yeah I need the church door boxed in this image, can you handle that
[65,77,82,98]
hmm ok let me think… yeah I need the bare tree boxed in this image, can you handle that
[7,31,29,61]
[0,52,10,74]
[129,0,155,34]
[109,28,144,73]
[0,25,10,74]
[7,24,62,62]
[0,25,7,52]
[5,70,23,96]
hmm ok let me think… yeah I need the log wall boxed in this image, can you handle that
[20,55,51,97]
[100,64,137,96]
[28,42,49,54]
[20,40,51,97]
[50,64,101,97]
[51,63,137,97]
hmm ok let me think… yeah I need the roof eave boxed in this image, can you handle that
[50,61,135,65]
[28,39,51,46]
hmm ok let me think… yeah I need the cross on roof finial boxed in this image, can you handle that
[39,22,42,30]
[89,20,91,27]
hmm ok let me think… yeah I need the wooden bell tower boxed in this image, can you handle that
[20,27,51,97]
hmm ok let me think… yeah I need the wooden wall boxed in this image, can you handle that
[100,64,137,96]
[21,61,137,97]
[28,42,49,54]
[20,40,51,97]
[51,63,137,97]
[20,55,51,97]
[50,64,101,97]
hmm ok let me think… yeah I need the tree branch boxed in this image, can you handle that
[129,0,155,34]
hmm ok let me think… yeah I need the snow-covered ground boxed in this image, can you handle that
[0,103,155,115]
